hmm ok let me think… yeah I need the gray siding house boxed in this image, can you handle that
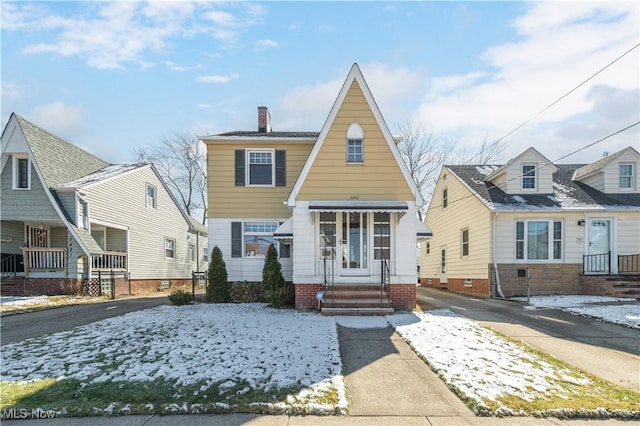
[1,113,207,296]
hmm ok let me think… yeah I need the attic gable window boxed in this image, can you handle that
[346,122,364,163]
[146,184,157,209]
[12,155,31,190]
[619,163,634,190]
[522,165,536,190]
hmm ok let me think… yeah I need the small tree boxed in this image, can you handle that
[207,246,229,303]
[262,244,289,308]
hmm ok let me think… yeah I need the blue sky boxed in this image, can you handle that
[2,1,639,165]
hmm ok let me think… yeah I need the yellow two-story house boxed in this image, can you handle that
[202,64,428,313]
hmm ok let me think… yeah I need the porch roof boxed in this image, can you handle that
[416,220,433,240]
[308,200,409,212]
[273,217,293,241]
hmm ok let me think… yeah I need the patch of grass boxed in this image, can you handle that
[0,377,341,417]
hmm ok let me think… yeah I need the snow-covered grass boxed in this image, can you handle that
[0,304,346,416]
[513,295,640,329]
[0,295,106,315]
[1,296,638,419]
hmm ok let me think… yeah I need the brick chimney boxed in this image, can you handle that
[258,106,271,133]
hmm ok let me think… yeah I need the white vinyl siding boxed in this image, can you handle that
[80,166,205,279]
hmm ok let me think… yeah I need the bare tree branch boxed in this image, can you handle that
[135,132,208,225]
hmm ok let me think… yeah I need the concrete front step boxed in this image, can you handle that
[322,307,394,316]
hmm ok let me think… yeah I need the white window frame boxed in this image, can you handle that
[347,139,363,163]
[461,228,469,258]
[146,184,157,209]
[515,220,563,262]
[246,149,275,187]
[522,164,536,190]
[77,197,89,230]
[189,244,195,262]
[12,155,31,190]
[346,122,364,163]
[165,238,176,260]
[244,222,278,257]
[619,163,634,190]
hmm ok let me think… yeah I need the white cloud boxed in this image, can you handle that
[276,62,425,131]
[1,82,22,100]
[165,61,203,72]
[257,39,279,48]
[415,2,640,162]
[7,2,267,70]
[28,102,85,139]
[196,74,239,84]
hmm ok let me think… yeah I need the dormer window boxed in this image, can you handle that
[619,163,634,190]
[346,122,364,163]
[522,165,536,190]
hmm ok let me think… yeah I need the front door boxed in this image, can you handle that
[587,219,612,273]
[340,212,369,275]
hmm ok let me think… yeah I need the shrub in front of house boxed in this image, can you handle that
[207,246,230,303]
[261,244,291,308]
[168,289,194,306]
[230,281,262,303]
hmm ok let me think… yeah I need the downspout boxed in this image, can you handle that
[491,211,505,298]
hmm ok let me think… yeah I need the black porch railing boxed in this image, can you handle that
[619,254,640,274]
[583,252,611,274]
[583,252,640,275]
[381,259,390,303]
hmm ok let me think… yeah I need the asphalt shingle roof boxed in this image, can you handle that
[15,114,109,188]
[214,131,320,138]
[447,164,640,210]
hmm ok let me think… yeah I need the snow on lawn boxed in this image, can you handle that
[514,295,640,329]
[0,303,346,414]
[0,295,106,314]
[387,309,594,415]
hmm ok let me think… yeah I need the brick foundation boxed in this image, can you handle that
[294,283,324,310]
[388,284,416,311]
[126,278,192,296]
[496,263,582,297]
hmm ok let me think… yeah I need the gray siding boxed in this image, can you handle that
[0,221,24,254]
[0,159,61,221]
[56,191,77,225]
[83,166,198,280]
[50,227,67,248]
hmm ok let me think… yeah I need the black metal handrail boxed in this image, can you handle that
[1,254,19,276]
[381,259,390,304]
[583,251,611,274]
[618,254,640,274]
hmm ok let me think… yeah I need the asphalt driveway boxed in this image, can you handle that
[1,294,169,345]
[417,286,640,391]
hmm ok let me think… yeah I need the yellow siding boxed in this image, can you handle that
[297,81,413,201]
[207,142,313,218]
[421,169,492,279]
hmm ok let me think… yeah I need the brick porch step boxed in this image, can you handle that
[321,307,394,316]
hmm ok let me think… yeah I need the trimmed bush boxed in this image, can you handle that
[207,246,230,303]
[168,289,194,306]
[261,244,291,308]
[230,281,262,303]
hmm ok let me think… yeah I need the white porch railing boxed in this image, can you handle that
[92,252,127,271]
[23,248,67,275]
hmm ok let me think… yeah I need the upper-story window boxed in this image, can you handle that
[619,163,634,190]
[346,122,364,163]
[461,228,469,257]
[522,165,536,190]
[12,155,31,190]
[78,198,89,229]
[235,149,286,187]
[248,150,273,185]
[442,188,448,208]
[165,238,176,259]
[146,184,157,209]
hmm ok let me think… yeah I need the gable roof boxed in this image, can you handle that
[447,164,640,211]
[12,114,109,187]
[484,146,556,182]
[573,146,640,180]
[286,63,424,207]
